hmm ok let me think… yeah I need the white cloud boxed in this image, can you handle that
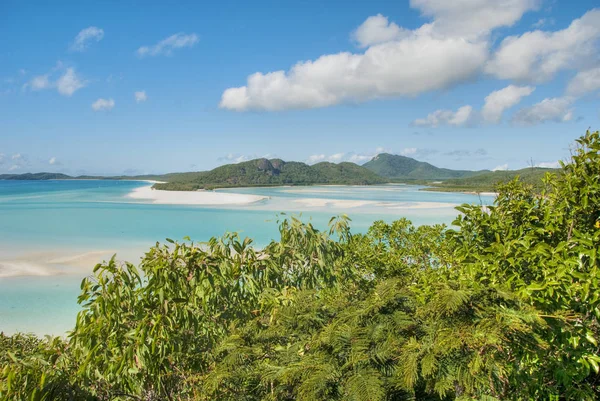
[0,153,4,164]
[400,148,417,156]
[352,14,407,47]
[26,74,51,91]
[137,33,199,57]
[221,35,488,111]
[566,66,600,96]
[220,6,495,112]
[49,157,57,165]
[532,18,553,28]
[135,91,148,103]
[486,9,600,82]
[416,85,535,127]
[512,97,575,125]
[221,4,598,112]
[493,163,509,171]
[535,161,560,168]
[56,68,86,96]
[217,153,278,164]
[412,105,474,127]
[26,67,86,96]
[92,98,115,111]
[482,84,535,123]
[6,153,29,171]
[306,148,388,165]
[306,154,326,164]
[71,26,104,52]
[410,0,540,38]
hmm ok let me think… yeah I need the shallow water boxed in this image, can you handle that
[0,180,494,335]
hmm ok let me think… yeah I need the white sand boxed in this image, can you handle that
[383,201,457,209]
[292,198,458,210]
[127,186,268,205]
[0,250,120,278]
[293,198,375,208]
[0,261,57,278]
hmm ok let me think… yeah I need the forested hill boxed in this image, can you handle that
[1,156,558,192]
[153,158,387,190]
[0,172,73,180]
[362,153,486,180]
[421,167,558,192]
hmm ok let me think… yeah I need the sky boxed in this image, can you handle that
[1,0,600,175]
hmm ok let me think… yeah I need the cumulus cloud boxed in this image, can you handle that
[6,153,29,171]
[535,161,561,168]
[220,2,507,113]
[512,97,575,125]
[135,91,148,103]
[219,153,251,164]
[24,67,86,96]
[70,26,104,52]
[493,163,509,171]
[486,9,600,82]
[26,74,51,91]
[416,85,535,127]
[482,84,535,123]
[444,148,488,158]
[220,4,598,112]
[221,35,488,112]
[219,1,540,112]
[217,153,278,164]
[352,14,407,47]
[306,148,388,165]
[532,18,553,28]
[137,33,199,57]
[566,66,600,96]
[412,105,475,127]
[91,98,115,111]
[56,68,86,96]
[48,157,63,166]
[410,0,540,38]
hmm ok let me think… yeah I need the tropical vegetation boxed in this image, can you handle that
[362,153,483,180]
[152,158,387,190]
[1,131,599,400]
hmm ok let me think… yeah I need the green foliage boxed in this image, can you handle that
[154,158,387,190]
[424,167,557,192]
[0,172,73,180]
[1,131,599,400]
[362,153,482,180]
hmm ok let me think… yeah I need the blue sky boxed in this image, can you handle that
[1,0,599,175]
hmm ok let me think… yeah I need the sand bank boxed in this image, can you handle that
[0,250,118,278]
[292,198,458,210]
[127,186,268,205]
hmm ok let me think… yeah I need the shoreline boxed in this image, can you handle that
[127,185,269,205]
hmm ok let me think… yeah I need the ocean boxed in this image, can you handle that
[0,180,494,335]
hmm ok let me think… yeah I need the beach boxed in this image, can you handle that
[127,185,269,205]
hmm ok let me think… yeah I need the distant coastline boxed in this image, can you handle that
[1,154,558,196]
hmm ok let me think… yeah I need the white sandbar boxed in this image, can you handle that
[127,185,268,205]
[292,198,458,209]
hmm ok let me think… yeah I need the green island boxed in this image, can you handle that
[1,131,599,400]
[1,151,557,194]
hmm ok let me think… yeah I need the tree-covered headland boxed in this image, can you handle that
[2,131,599,400]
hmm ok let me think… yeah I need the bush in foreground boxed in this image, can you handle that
[1,131,599,400]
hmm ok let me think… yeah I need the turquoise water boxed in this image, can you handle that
[0,180,494,335]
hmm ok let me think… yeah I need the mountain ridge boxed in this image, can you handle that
[362,153,486,180]
[0,154,558,193]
